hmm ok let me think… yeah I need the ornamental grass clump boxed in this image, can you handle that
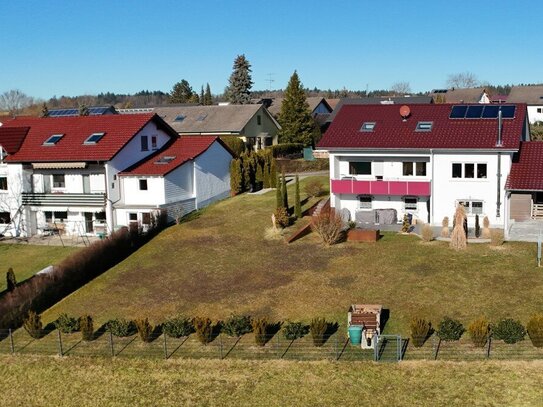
[222,314,252,337]
[490,229,504,246]
[135,318,154,343]
[79,315,94,341]
[283,321,309,341]
[436,316,464,341]
[163,316,193,338]
[527,313,543,347]
[312,208,343,246]
[421,224,434,242]
[310,317,328,347]
[482,216,491,239]
[106,318,137,337]
[450,205,467,250]
[468,317,490,347]
[193,317,214,345]
[23,310,43,339]
[493,318,525,344]
[252,317,269,346]
[410,317,432,347]
[54,313,80,334]
[441,217,450,238]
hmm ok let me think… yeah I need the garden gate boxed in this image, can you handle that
[374,335,403,362]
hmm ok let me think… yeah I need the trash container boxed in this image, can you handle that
[348,325,363,345]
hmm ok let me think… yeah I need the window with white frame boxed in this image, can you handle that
[402,161,427,176]
[404,197,418,211]
[0,176,7,191]
[358,195,372,209]
[457,200,483,215]
[141,135,149,151]
[349,161,371,175]
[151,135,157,150]
[52,174,65,188]
[451,163,487,179]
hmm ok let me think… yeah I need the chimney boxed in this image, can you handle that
[496,109,503,147]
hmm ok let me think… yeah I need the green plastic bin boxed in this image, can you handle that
[348,325,363,345]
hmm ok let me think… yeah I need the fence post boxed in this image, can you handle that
[163,333,168,359]
[398,335,402,361]
[374,336,378,361]
[109,331,115,357]
[9,328,14,354]
[57,330,63,357]
[486,337,492,359]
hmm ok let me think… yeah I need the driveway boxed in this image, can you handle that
[507,220,543,242]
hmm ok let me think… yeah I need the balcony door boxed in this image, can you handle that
[83,175,91,193]
[84,212,94,233]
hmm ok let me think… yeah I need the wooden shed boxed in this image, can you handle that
[347,304,382,349]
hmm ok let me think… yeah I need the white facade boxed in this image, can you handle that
[329,149,514,229]
[527,105,543,124]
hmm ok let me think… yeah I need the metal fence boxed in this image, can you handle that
[1,329,542,361]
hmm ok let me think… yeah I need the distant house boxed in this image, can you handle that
[267,96,333,118]
[117,136,233,225]
[153,105,279,151]
[506,85,543,124]
[429,88,492,104]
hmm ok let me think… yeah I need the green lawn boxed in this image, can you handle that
[43,176,543,334]
[0,244,79,291]
[0,355,541,406]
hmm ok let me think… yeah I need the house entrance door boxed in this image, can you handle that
[84,213,94,233]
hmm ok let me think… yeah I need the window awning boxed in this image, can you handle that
[32,162,87,169]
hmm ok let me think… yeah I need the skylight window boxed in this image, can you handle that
[155,156,176,164]
[43,134,64,145]
[84,132,105,144]
[360,122,376,132]
[196,114,207,121]
[174,115,185,122]
[416,121,433,131]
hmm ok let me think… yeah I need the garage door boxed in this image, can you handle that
[510,193,532,221]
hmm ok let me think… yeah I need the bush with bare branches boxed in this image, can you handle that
[450,205,467,250]
[312,209,343,245]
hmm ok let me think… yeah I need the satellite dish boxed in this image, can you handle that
[399,105,411,119]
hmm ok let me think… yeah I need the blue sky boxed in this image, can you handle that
[1,1,542,99]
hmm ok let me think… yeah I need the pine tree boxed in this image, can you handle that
[294,175,302,219]
[281,172,289,211]
[275,175,282,209]
[40,102,49,117]
[277,71,315,146]
[188,93,200,104]
[204,83,213,105]
[169,79,194,103]
[79,104,90,116]
[226,54,253,104]
[200,86,205,105]
[6,268,16,291]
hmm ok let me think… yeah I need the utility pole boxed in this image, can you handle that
[266,73,275,91]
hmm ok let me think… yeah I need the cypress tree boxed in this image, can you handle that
[230,159,242,195]
[276,176,282,209]
[294,175,302,219]
[277,70,315,146]
[204,83,213,105]
[6,268,16,291]
[263,161,270,188]
[226,54,253,104]
[255,162,263,189]
[200,86,205,105]
[281,173,289,211]
[242,155,251,192]
[270,159,277,188]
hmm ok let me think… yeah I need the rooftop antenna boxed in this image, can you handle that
[365,83,369,97]
[266,73,275,90]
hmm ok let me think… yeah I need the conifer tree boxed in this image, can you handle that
[226,54,253,104]
[294,175,302,218]
[79,104,90,116]
[277,70,315,146]
[255,162,263,189]
[263,161,270,188]
[169,79,194,103]
[281,172,289,211]
[242,155,252,192]
[40,102,49,117]
[200,86,205,105]
[6,268,16,291]
[188,93,200,104]
[204,83,213,105]
[230,159,242,195]
[276,175,282,209]
[270,159,277,188]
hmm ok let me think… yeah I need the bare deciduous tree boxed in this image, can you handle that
[446,72,480,89]
[0,89,33,114]
[390,81,412,95]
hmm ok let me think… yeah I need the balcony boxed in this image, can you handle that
[331,178,431,196]
[22,193,106,207]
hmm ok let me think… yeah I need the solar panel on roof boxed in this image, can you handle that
[450,105,468,118]
[482,105,499,118]
[500,105,516,118]
[465,105,484,118]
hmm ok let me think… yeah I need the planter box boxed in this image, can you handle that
[347,229,379,242]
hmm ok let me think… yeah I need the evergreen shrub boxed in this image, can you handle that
[54,313,80,333]
[163,316,193,338]
[222,314,252,337]
[6,268,16,291]
[283,321,309,341]
[493,318,525,344]
[437,316,464,341]
[106,318,137,337]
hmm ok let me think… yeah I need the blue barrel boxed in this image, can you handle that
[348,325,363,345]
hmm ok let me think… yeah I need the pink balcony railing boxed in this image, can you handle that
[331,179,431,196]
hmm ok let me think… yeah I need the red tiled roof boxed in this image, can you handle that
[506,142,543,191]
[119,136,233,176]
[0,126,30,154]
[3,114,177,162]
[318,103,527,150]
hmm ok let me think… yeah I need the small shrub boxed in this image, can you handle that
[283,321,309,340]
[310,317,328,347]
[163,316,193,338]
[410,317,431,347]
[468,317,490,347]
[421,224,434,242]
[106,318,137,337]
[135,318,154,343]
[401,214,410,233]
[23,310,43,339]
[54,313,80,334]
[437,317,464,341]
[527,313,543,347]
[271,143,304,158]
[79,315,94,341]
[304,179,324,197]
[312,209,343,245]
[193,317,214,345]
[252,317,269,346]
[6,268,16,291]
[348,220,356,229]
[274,206,290,228]
[441,217,450,238]
[475,214,481,238]
[490,229,504,246]
[222,314,252,337]
[482,216,491,239]
[493,318,525,344]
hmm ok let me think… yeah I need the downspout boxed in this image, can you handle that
[496,109,503,219]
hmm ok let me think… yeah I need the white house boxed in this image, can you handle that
[116,135,233,226]
[507,85,543,124]
[317,103,530,232]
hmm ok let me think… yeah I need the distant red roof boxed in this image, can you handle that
[506,142,543,191]
[318,103,527,150]
[120,136,233,176]
[0,126,30,154]
[3,114,177,162]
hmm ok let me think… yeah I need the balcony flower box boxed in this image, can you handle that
[347,228,380,242]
